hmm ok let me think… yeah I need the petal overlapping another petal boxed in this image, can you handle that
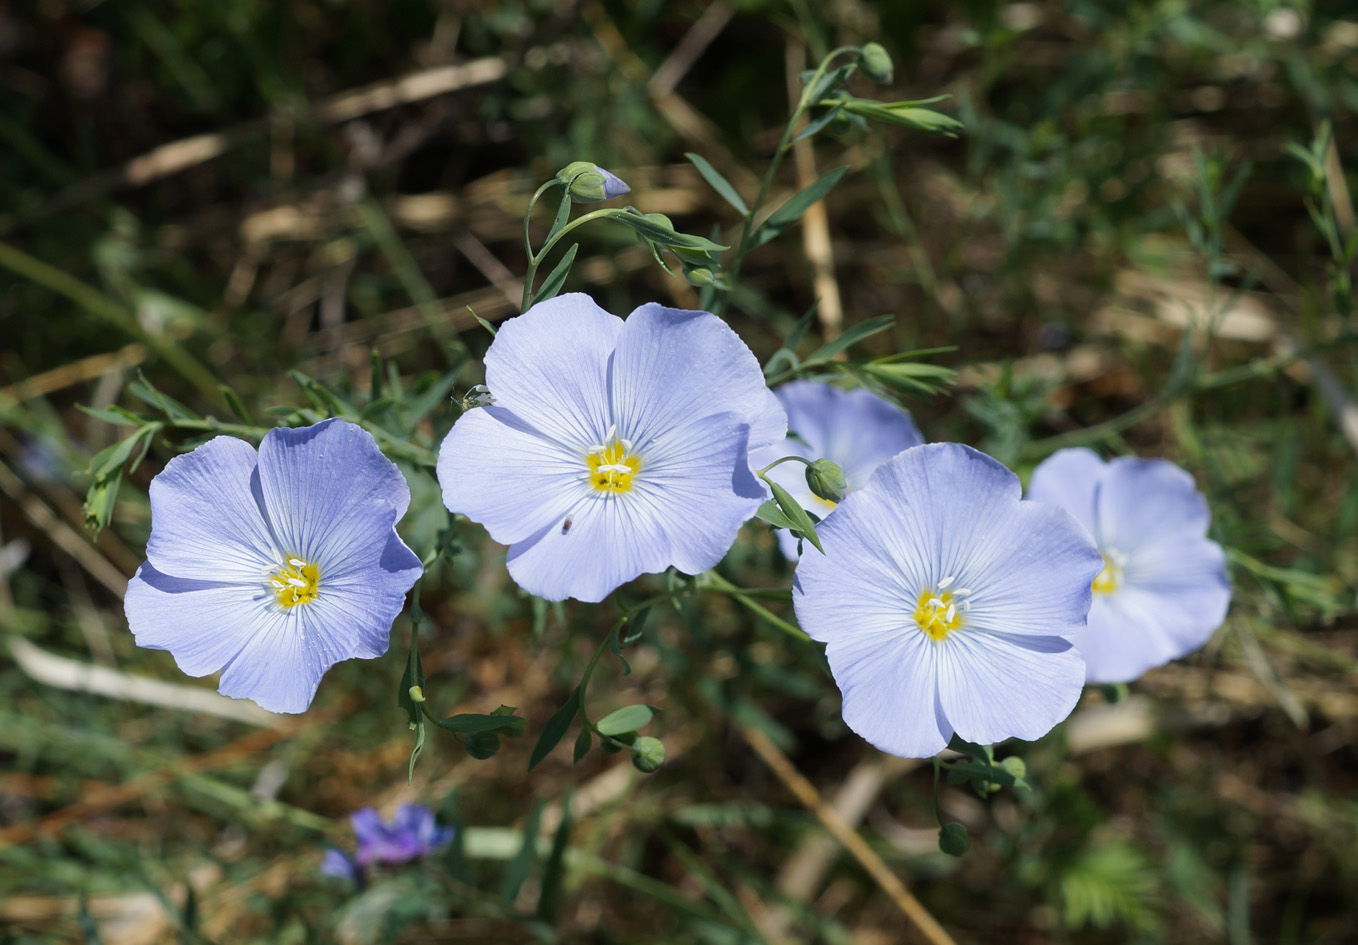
[1026,447,1106,537]
[776,381,923,489]
[826,628,953,759]
[255,418,412,569]
[482,293,620,446]
[611,303,786,451]
[143,436,278,582]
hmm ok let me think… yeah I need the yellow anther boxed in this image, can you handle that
[587,439,642,493]
[1092,555,1118,595]
[914,588,964,642]
[270,557,320,607]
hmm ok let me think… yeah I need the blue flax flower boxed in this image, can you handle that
[793,443,1103,758]
[437,293,785,602]
[322,804,454,881]
[1027,448,1231,683]
[749,380,923,559]
[124,419,422,713]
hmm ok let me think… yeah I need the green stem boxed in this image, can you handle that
[702,572,808,641]
[710,46,858,318]
[521,207,618,311]
[757,454,814,476]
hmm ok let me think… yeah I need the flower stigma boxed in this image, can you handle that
[270,556,320,608]
[586,426,642,493]
[1092,551,1124,595]
[913,577,971,642]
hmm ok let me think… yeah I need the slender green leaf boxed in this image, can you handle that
[545,191,573,245]
[802,313,896,365]
[535,242,579,303]
[792,103,845,144]
[752,166,849,247]
[686,152,748,216]
[754,498,799,530]
[529,687,581,769]
[767,480,824,553]
[596,704,654,737]
[437,711,527,737]
[603,210,729,252]
[573,726,593,763]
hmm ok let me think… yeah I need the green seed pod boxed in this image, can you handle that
[806,458,847,504]
[631,736,666,773]
[859,42,894,83]
[938,822,970,857]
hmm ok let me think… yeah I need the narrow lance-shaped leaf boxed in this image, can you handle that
[596,704,654,737]
[686,152,748,216]
[529,686,582,770]
[752,166,850,248]
[767,479,824,554]
[535,243,579,304]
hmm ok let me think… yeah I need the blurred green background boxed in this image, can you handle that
[2,1,1356,943]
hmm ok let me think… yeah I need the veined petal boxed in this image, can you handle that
[1096,457,1211,551]
[125,564,272,676]
[611,303,786,451]
[936,631,1086,744]
[1026,447,1106,537]
[505,412,764,602]
[959,498,1104,638]
[482,293,621,446]
[438,406,587,545]
[825,627,953,759]
[313,533,423,659]
[143,436,277,582]
[255,419,412,568]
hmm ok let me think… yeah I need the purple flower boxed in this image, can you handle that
[793,443,1102,758]
[437,293,785,602]
[124,419,423,713]
[748,380,923,559]
[323,804,454,880]
[1027,448,1231,683]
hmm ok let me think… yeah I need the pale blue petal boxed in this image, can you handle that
[215,598,349,713]
[437,406,584,545]
[320,849,358,881]
[936,631,1086,744]
[314,532,423,659]
[776,381,923,491]
[255,419,412,569]
[350,807,385,845]
[1026,447,1105,537]
[505,413,763,602]
[612,303,786,452]
[1077,594,1183,683]
[1081,535,1231,682]
[125,565,273,676]
[143,436,277,582]
[482,293,621,447]
[822,622,953,758]
[958,498,1104,638]
[1096,457,1211,552]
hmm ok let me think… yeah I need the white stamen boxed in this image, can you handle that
[961,601,971,612]
[287,577,308,587]
[954,588,972,597]
[604,422,616,441]
[288,557,307,568]
[270,580,286,589]
[620,438,633,451]
[597,463,631,473]
[945,604,956,622]
[938,575,956,590]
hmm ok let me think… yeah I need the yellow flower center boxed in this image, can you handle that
[1092,554,1119,595]
[914,586,965,642]
[270,556,320,608]
[587,438,642,493]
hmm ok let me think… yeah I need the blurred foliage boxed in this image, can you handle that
[2,0,1358,943]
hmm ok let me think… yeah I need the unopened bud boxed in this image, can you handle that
[631,736,665,772]
[806,458,847,503]
[859,42,894,83]
[684,267,717,287]
[408,685,426,703]
[938,822,969,856]
[558,161,630,203]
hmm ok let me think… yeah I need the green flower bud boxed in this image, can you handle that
[557,161,630,203]
[684,267,717,287]
[999,756,1026,781]
[407,685,426,703]
[631,736,665,772]
[465,731,501,759]
[806,458,847,504]
[938,822,969,857]
[859,42,894,83]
